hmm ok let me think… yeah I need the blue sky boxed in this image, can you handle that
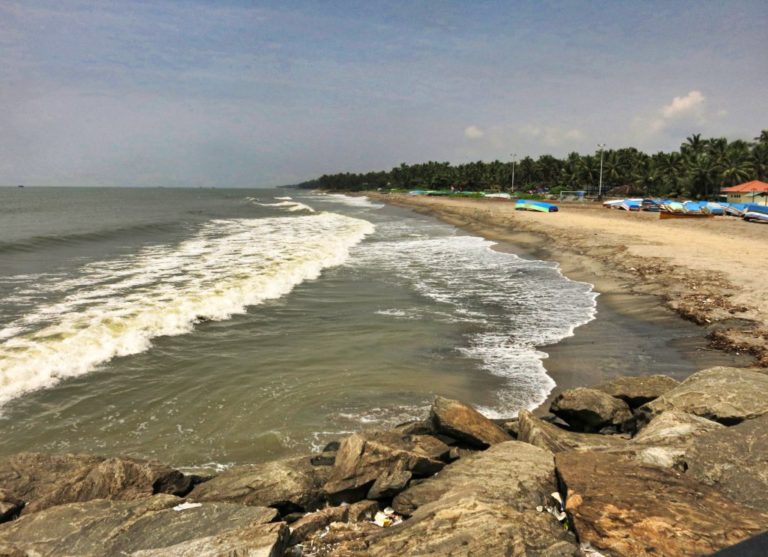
[1,0,766,187]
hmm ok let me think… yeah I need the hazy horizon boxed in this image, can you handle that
[2,1,767,188]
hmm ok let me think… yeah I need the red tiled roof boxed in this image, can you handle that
[721,180,768,193]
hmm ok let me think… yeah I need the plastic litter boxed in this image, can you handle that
[172,502,202,511]
[372,507,403,528]
[536,492,567,523]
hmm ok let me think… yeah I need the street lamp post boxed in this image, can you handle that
[510,153,517,192]
[597,144,606,200]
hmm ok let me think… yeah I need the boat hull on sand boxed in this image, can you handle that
[659,211,715,220]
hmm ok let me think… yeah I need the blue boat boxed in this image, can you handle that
[515,200,559,212]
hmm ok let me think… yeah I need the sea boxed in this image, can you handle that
[0,187,597,471]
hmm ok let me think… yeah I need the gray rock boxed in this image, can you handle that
[556,451,768,557]
[187,456,329,513]
[323,431,445,504]
[517,409,626,453]
[683,413,768,511]
[430,397,511,448]
[0,494,279,556]
[361,493,578,556]
[632,410,724,445]
[0,452,196,516]
[594,374,680,408]
[392,440,555,516]
[550,388,633,432]
[639,367,768,425]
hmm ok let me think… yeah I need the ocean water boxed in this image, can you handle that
[0,187,596,470]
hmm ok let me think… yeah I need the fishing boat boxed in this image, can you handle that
[515,199,559,212]
[659,211,714,220]
[744,211,768,223]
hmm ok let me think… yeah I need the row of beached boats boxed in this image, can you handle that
[603,198,768,223]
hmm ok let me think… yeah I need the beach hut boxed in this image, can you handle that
[721,180,768,206]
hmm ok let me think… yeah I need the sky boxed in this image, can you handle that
[1,1,767,187]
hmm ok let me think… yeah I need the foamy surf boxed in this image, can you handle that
[254,200,316,212]
[353,228,598,416]
[0,213,374,407]
[313,193,384,209]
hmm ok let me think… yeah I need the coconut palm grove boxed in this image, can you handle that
[294,130,768,198]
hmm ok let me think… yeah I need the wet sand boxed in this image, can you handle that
[370,193,758,413]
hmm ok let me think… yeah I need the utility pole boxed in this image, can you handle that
[510,153,517,192]
[597,144,606,200]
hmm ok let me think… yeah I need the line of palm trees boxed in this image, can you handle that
[295,131,768,199]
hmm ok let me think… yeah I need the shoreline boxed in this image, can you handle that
[368,192,757,412]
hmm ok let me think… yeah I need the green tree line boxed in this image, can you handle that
[292,131,768,198]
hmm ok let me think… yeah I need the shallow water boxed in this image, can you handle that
[0,188,597,470]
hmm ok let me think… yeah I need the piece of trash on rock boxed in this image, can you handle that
[172,502,202,511]
[536,492,567,522]
[373,507,402,528]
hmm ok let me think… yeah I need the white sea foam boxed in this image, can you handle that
[352,226,598,416]
[312,194,384,209]
[255,200,316,212]
[0,213,374,407]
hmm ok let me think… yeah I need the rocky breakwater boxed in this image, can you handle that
[1,367,768,556]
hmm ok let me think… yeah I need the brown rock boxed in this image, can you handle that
[556,451,768,556]
[366,467,412,500]
[187,456,329,513]
[360,493,578,556]
[323,431,445,503]
[639,366,768,425]
[550,388,632,432]
[683,413,768,512]
[0,490,23,524]
[288,505,349,545]
[517,410,626,453]
[594,374,680,408]
[132,522,288,557]
[0,494,280,556]
[0,453,196,516]
[392,440,555,516]
[429,396,511,448]
[346,499,379,522]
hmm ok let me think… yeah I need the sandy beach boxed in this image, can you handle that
[371,193,766,408]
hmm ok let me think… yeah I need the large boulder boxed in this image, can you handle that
[187,456,329,514]
[323,431,446,503]
[131,523,287,557]
[429,397,511,448]
[594,374,680,408]
[683,413,768,512]
[638,366,768,425]
[0,494,283,556]
[392,440,555,516]
[517,410,626,453]
[550,388,632,432]
[632,410,724,446]
[360,493,578,556]
[0,453,197,516]
[556,451,768,557]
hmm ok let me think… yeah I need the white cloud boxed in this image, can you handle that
[464,125,485,139]
[661,90,705,119]
[643,90,711,134]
